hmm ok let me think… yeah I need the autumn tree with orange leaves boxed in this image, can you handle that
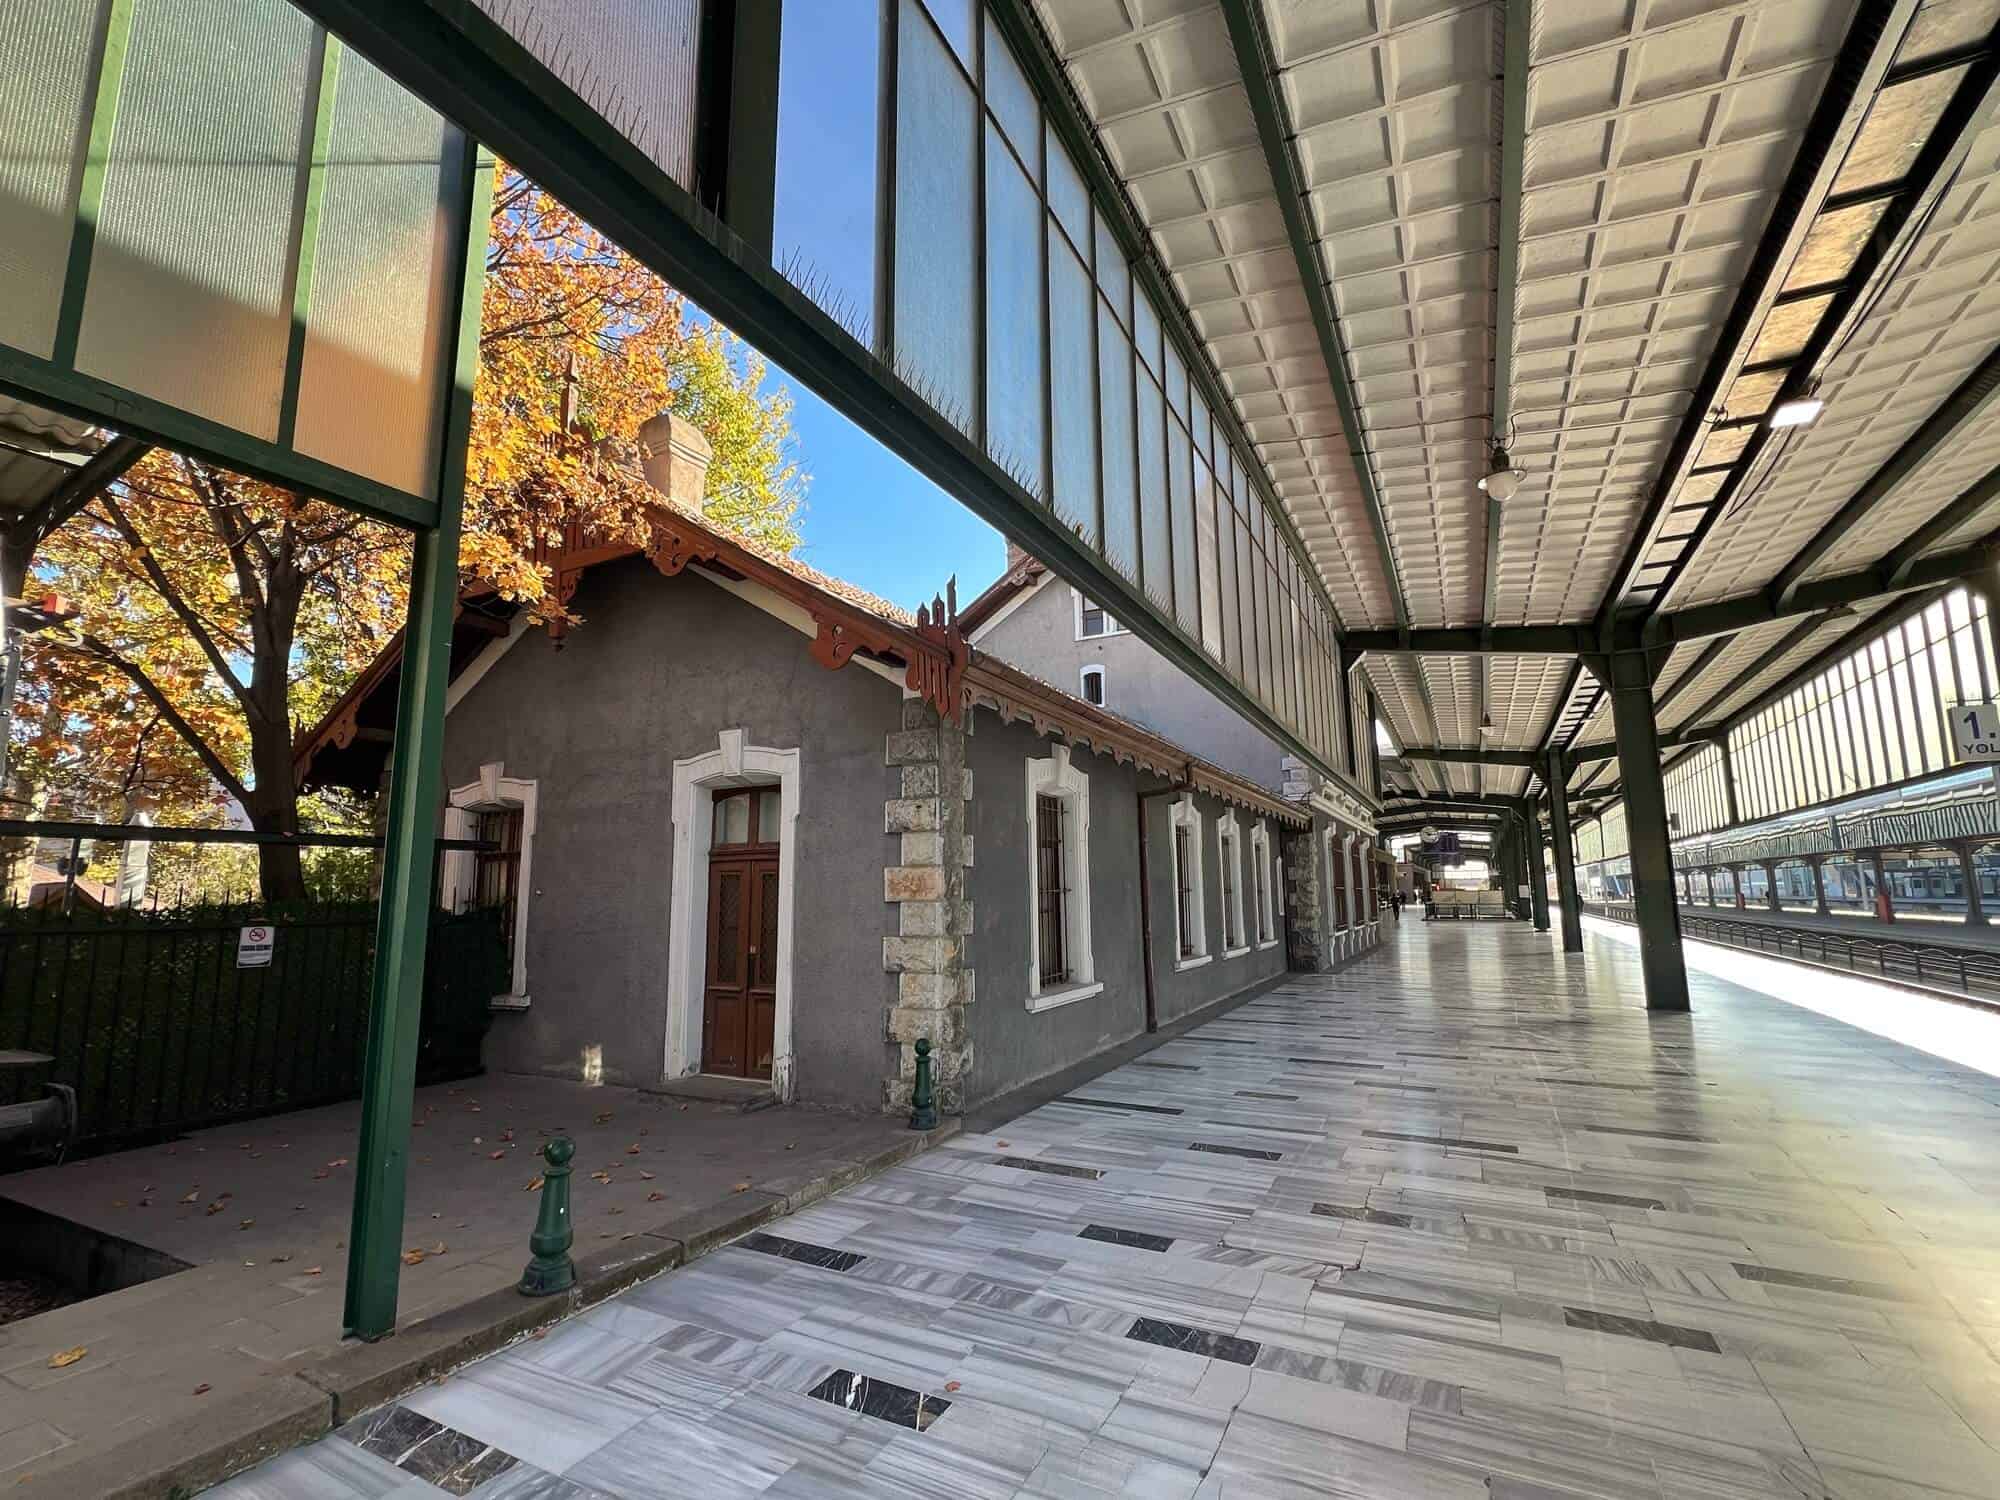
[25,165,803,900]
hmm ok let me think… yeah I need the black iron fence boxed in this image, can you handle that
[0,823,506,1154]
[1586,902,2000,1004]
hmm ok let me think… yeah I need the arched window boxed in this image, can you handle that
[1080,664,1106,706]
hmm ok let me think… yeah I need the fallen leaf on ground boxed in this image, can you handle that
[205,1201,226,1216]
[608,1207,623,1216]
[489,1150,507,1160]
[590,1170,612,1184]
[944,1381,961,1392]
[179,1190,199,1203]
[625,1144,640,1155]
[270,1254,291,1264]
[312,1170,329,1181]
[785,1143,795,1151]
[326,1159,348,1168]
[293,1204,306,1211]
[732,1181,751,1193]
[647,1191,665,1202]
[996,1141,1009,1148]
[237,1218,254,1230]
[529,1328,547,1339]
[638,1128,650,1137]
[638,1170,655,1180]
[303,1267,323,1276]
[192,1383,211,1396]
[525,1176,544,1192]
[593,1111,613,1124]
[430,1242,447,1255]
[47,1348,86,1369]
[401,1248,425,1265]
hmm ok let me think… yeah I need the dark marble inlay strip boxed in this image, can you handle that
[1563,1306,1721,1353]
[1363,1129,1518,1154]
[1537,1077,1673,1092]
[1286,1057,1384,1070]
[1189,1141,1283,1161]
[1353,1080,1437,1093]
[1127,1316,1261,1366]
[1079,1223,1174,1252]
[1312,1202,1415,1228]
[1545,1187,1667,1211]
[1397,1051,1469,1061]
[1577,1124,1714,1143]
[739,1231,866,1272]
[1059,1096,1184,1115]
[1732,1262,1915,1301]
[806,1368,952,1430]
[1234,1089,1299,1101]
[1169,1036,1257,1045]
[1133,1060,1200,1071]
[343,1404,518,1495]
[996,1155,1102,1180]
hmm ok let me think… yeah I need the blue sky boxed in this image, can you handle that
[752,0,1007,613]
[776,385,1008,614]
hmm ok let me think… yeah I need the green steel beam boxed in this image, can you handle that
[295,0,1360,795]
[49,0,134,369]
[1653,634,1733,717]
[1771,343,2000,609]
[1594,1,1917,628]
[1492,0,1528,440]
[278,33,344,450]
[343,146,492,1341]
[1883,462,2000,587]
[1221,0,1408,630]
[1396,746,1541,769]
[0,349,439,530]
[13,434,149,541]
[1342,624,1595,656]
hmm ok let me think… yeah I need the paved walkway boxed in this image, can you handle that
[209,922,2000,1498]
[0,1075,922,1491]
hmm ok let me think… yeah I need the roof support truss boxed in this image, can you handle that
[1222,0,1407,630]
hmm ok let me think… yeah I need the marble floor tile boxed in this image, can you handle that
[213,923,2000,1499]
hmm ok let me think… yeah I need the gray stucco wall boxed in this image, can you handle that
[972,576,1291,793]
[1147,795,1288,1027]
[964,710,1288,1105]
[441,557,901,1110]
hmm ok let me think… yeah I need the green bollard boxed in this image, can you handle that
[518,1135,575,1296]
[909,1037,937,1131]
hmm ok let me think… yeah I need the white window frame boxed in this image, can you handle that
[1216,808,1249,958]
[1072,588,1126,641]
[1025,743,1100,1011]
[665,729,802,1100]
[1250,821,1278,949]
[1170,794,1211,969]
[1079,662,1107,707]
[441,764,538,1010]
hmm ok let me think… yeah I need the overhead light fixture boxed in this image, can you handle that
[1478,445,1522,502]
[1769,397,1824,429]
[1479,712,1494,735]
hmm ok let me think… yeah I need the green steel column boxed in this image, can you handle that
[344,148,492,1341]
[1544,749,1584,952]
[1716,736,1741,827]
[1601,650,1690,1012]
[1522,803,1550,932]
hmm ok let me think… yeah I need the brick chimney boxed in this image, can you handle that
[638,411,714,512]
[1004,538,1037,576]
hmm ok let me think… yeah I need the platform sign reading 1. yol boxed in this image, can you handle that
[237,924,274,968]
[1951,702,2000,762]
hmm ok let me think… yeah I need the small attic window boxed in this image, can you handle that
[1081,666,1105,706]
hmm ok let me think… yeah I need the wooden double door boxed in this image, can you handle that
[701,787,781,1078]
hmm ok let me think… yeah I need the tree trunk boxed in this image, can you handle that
[244,697,306,904]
